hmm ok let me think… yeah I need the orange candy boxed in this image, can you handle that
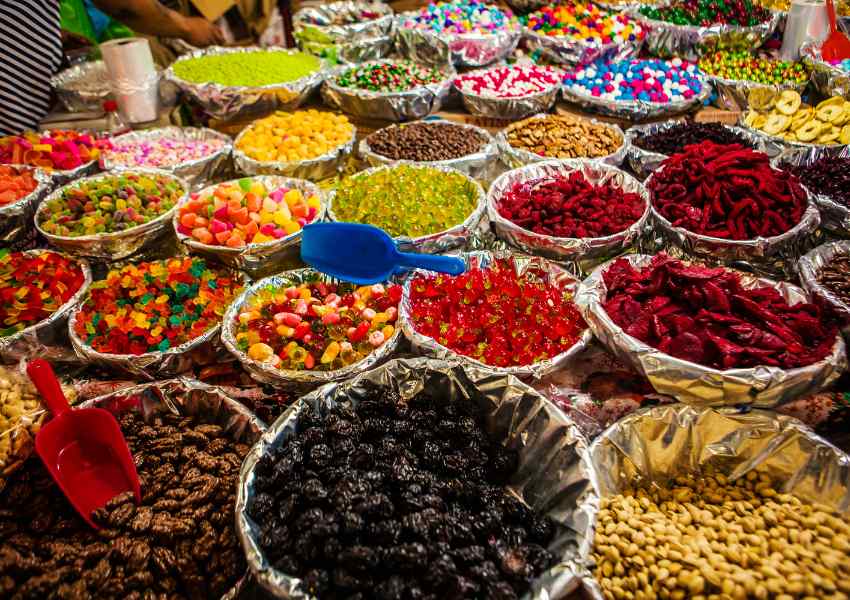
[0,165,38,207]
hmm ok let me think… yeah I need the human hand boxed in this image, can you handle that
[180,16,224,47]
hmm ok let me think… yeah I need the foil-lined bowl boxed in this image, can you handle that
[221,269,402,390]
[320,59,454,121]
[572,403,850,598]
[575,253,847,407]
[100,127,232,190]
[50,60,111,112]
[629,10,781,61]
[801,42,850,100]
[236,356,598,600]
[773,144,850,235]
[34,168,188,261]
[45,159,100,186]
[358,120,497,178]
[497,113,628,168]
[174,176,325,278]
[164,47,326,120]
[798,240,850,323]
[294,0,394,63]
[737,117,849,151]
[523,27,643,67]
[233,120,354,182]
[327,163,486,254]
[0,249,91,363]
[487,160,650,266]
[400,251,593,379]
[395,15,521,68]
[626,120,777,180]
[0,166,50,246]
[705,72,809,112]
[454,66,562,119]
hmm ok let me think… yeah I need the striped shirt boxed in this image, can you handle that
[0,0,63,134]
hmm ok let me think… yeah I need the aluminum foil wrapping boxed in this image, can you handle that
[233,124,355,182]
[630,11,781,61]
[320,59,453,121]
[523,29,642,67]
[626,120,776,180]
[798,240,850,322]
[773,144,850,234]
[0,250,91,363]
[236,356,598,600]
[358,121,497,177]
[328,162,486,254]
[47,159,99,187]
[455,69,561,119]
[174,176,325,277]
[221,270,402,390]
[0,166,50,246]
[574,253,847,407]
[707,73,808,111]
[497,113,628,168]
[50,60,111,112]
[34,168,188,261]
[294,0,394,59]
[395,15,521,68]
[573,403,850,598]
[81,377,266,600]
[400,251,593,379]
[562,76,712,121]
[338,35,394,64]
[802,42,850,100]
[164,47,326,120]
[487,160,650,265]
[100,127,232,190]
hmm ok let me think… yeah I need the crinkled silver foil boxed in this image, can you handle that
[487,160,650,266]
[233,124,355,182]
[358,120,497,177]
[798,240,850,321]
[399,251,593,379]
[497,113,628,168]
[339,35,394,64]
[48,159,99,187]
[562,75,712,121]
[236,356,598,600]
[575,253,847,407]
[630,10,781,61]
[50,60,111,112]
[706,72,808,111]
[81,376,266,600]
[523,28,642,67]
[327,163,486,254]
[34,168,188,261]
[0,166,50,246]
[294,1,394,41]
[773,144,850,234]
[0,250,91,363]
[321,59,454,121]
[221,270,402,390]
[100,127,232,190]
[174,176,325,278]
[164,47,326,120]
[626,120,776,180]
[455,67,562,119]
[395,15,521,68]
[801,42,850,100]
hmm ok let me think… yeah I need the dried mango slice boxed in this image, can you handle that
[763,113,790,135]
[775,90,802,115]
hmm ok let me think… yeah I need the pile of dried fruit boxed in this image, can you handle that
[248,386,557,598]
[783,155,850,208]
[649,141,806,239]
[504,114,622,160]
[633,121,755,156]
[496,170,645,238]
[408,258,586,367]
[744,91,850,145]
[816,253,850,308]
[603,255,838,369]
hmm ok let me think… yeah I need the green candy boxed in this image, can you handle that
[172,51,321,87]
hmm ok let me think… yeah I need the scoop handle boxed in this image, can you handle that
[26,359,70,417]
[827,0,838,31]
[396,252,466,275]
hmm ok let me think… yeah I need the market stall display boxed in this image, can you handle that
[293,0,394,64]
[775,145,850,233]
[742,90,850,145]
[454,63,562,118]
[0,130,99,183]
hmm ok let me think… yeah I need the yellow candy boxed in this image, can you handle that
[283,221,300,235]
[237,110,354,163]
[248,342,274,361]
[321,341,340,364]
[382,325,395,339]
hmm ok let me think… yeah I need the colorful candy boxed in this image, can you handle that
[408,257,586,367]
[698,51,808,85]
[454,64,561,98]
[401,0,519,34]
[522,3,644,46]
[101,134,227,169]
[0,130,98,172]
[0,165,39,207]
[177,178,322,247]
[334,61,444,92]
[171,51,321,86]
[830,58,850,72]
[74,257,241,355]
[639,0,770,26]
[38,172,183,237]
[236,110,354,163]
[332,164,479,238]
[564,57,704,102]
[234,279,402,371]
[0,250,85,337]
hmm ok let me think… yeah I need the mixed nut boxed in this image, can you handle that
[504,115,623,160]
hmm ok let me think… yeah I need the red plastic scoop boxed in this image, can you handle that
[822,0,850,62]
[27,359,141,528]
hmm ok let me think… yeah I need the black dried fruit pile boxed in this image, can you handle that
[248,387,558,600]
[366,122,488,162]
[634,122,755,156]
[0,411,251,600]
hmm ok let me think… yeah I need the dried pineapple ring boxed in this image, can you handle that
[840,124,850,145]
[796,119,823,141]
[743,110,761,127]
[752,114,767,129]
[763,113,791,135]
[816,96,845,110]
[776,90,802,115]
[748,88,776,111]
[832,104,850,127]
[790,107,813,130]
[784,131,798,142]
[816,104,844,123]
[817,126,841,143]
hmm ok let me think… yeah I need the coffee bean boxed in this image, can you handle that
[367,121,488,162]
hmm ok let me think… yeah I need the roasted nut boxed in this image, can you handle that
[505,114,623,160]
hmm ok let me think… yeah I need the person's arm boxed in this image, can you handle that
[91,0,224,46]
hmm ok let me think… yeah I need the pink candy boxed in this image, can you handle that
[455,64,562,98]
[101,133,227,169]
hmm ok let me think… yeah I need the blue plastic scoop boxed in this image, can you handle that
[301,222,466,284]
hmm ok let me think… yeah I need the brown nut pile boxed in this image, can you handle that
[366,121,488,162]
[0,410,251,600]
[593,468,850,600]
[505,115,623,159]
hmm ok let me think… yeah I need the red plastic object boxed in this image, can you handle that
[822,0,850,62]
[26,359,141,529]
